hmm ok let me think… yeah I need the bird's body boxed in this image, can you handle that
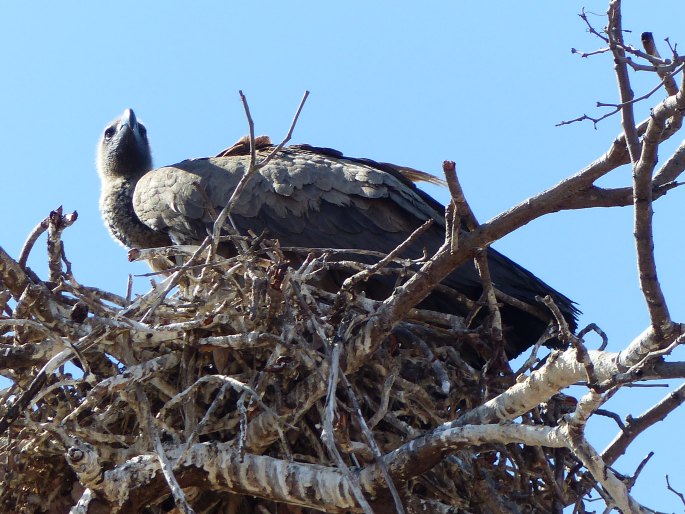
[97,109,578,357]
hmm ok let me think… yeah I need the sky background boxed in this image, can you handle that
[1,2,684,511]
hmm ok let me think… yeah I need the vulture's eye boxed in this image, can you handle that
[104,127,116,140]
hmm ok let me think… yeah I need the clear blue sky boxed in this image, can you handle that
[1,2,684,511]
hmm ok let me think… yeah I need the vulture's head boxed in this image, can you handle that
[97,108,152,181]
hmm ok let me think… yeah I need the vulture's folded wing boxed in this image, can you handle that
[134,148,447,253]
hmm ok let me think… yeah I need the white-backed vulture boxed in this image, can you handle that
[97,108,578,357]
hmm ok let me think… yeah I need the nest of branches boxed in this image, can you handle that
[0,210,597,514]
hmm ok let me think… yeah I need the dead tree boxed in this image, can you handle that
[2,2,685,512]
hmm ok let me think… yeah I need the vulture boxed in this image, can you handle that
[97,108,578,358]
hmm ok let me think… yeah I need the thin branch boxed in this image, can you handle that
[446,161,502,343]
[136,385,195,514]
[577,323,609,351]
[47,207,78,284]
[255,90,310,169]
[641,32,680,96]
[595,64,684,109]
[601,381,685,465]
[630,73,681,339]
[571,46,611,58]
[608,0,640,162]
[339,218,434,293]
[18,215,49,268]
[322,341,374,514]
[209,91,310,257]
[666,475,685,507]
[340,372,406,514]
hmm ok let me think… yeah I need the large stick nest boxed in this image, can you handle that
[0,226,591,513]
